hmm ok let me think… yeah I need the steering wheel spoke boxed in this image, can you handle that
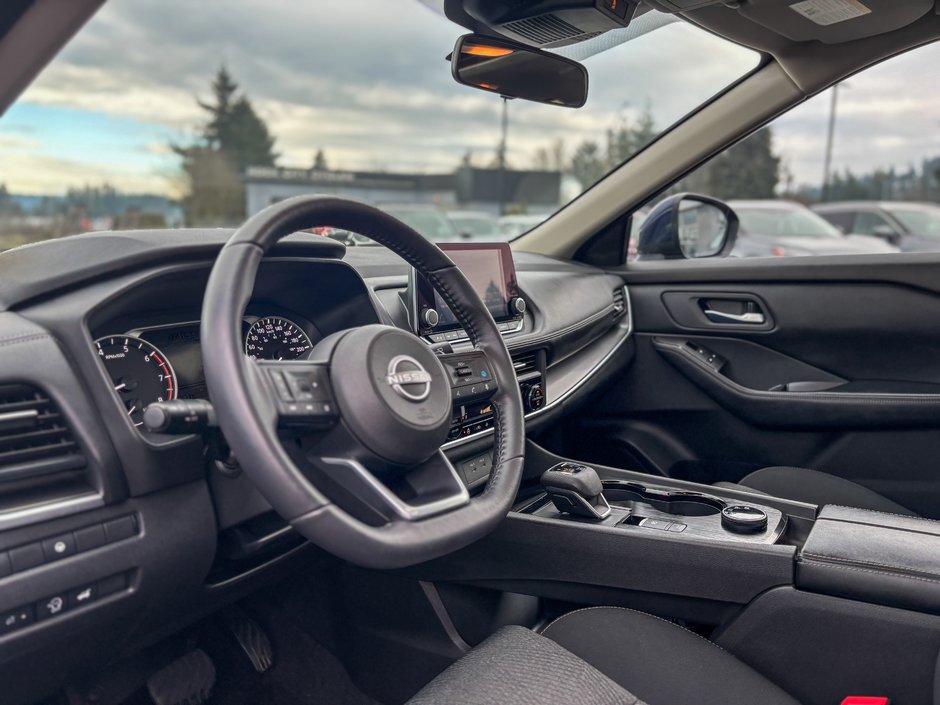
[255,359,338,429]
[315,451,470,522]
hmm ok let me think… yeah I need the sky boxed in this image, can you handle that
[1,0,938,197]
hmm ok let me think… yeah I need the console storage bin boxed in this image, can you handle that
[797,505,940,614]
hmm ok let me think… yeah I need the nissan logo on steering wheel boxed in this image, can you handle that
[386,354,432,402]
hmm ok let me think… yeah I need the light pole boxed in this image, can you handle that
[497,97,509,216]
[821,83,842,202]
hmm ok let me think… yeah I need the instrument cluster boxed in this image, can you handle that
[94,314,317,427]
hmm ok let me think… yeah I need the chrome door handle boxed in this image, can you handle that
[703,309,765,324]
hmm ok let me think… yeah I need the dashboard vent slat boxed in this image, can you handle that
[511,352,538,375]
[0,385,85,483]
[612,286,627,316]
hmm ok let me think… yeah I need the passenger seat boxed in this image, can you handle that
[714,466,919,517]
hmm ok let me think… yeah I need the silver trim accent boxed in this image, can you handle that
[320,452,470,521]
[702,309,765,325]
[442,285,632,450]
[0,492,105,532]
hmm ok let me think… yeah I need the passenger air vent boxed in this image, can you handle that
[612,286,627,316]
[503,14,584,45]
[511,352,539,375]
[0,384,85,483]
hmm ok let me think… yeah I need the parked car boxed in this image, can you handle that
[729,200,899,257]
[814,201,940,252]
[377,204,460,242]
[446,211,500,240]
[497,214,547,239]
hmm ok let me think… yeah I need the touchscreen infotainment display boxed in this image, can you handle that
[434,247,507,326]
[412,242,521,336]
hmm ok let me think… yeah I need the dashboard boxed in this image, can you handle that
[0,229,633,704]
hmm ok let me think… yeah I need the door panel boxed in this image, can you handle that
[559,257,940,518]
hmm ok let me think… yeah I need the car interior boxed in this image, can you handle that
[4,1,940,704]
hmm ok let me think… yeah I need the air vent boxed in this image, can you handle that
[612,286,627,316]
[0,384,85,483]
[511,352,539,375]
[503,14,584,45]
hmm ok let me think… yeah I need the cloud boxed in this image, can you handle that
[1,0,755,195]
[774,43,940,185]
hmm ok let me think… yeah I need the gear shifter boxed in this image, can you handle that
[541,462,611,520]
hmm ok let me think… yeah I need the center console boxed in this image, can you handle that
[408,243,546,445]
[522,462,787,545]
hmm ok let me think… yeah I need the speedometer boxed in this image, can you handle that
[94,335,177,427]
[245,317,313,360]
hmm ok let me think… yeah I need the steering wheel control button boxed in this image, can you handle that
[721,505,768,534]
[41,533,77,562]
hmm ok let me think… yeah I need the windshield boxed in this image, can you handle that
[886,207,940,236]
[736,207,842,239]
[0,1,758,251]
[381,206,459,242]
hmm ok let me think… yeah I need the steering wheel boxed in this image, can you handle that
[201,196,525,569]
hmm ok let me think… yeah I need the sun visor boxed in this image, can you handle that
[735,0,935,44]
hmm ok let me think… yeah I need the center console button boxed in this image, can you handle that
[721,505,768,533]
[639,518,671,531]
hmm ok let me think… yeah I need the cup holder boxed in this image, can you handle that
[602,481,724,517]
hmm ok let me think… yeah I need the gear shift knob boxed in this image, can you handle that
[541,462,611,520]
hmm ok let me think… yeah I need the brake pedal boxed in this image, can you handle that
[222,606,274,673]
[146,649,215,705]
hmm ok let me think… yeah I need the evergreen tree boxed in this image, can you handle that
[313,149,329,170]
[684,128,780,199]
[173,67,278,226]
[569,141,606,191]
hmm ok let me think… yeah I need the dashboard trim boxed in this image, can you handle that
[0,492,104,532]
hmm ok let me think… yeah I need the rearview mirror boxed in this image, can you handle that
[635,194,738,260]
[451,34,588,108]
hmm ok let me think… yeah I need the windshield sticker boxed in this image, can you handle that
[789,0,871,25]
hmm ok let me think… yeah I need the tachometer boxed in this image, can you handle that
[94,335,177,427]
[245,316,313,360]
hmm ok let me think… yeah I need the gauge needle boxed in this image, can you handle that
[127,405,137,416]
[114,383,126,392]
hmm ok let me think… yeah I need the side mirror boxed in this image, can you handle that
[872,224,900,245]
[635,194,738,260]
[451,34,588,108]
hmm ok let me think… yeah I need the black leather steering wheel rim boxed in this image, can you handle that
[201,195,525,569]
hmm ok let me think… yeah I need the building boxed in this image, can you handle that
[244,165,561,217]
